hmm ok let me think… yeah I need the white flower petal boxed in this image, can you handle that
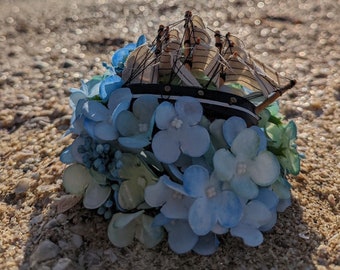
[249,151,280,186]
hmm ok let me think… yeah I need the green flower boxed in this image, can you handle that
[116,153,158,210]
[107,211,164,248]
[266,120,300,175]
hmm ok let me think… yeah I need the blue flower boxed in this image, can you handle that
[116,95,159,149]
[151,96,210,164]
[230,188,278,247]
[144,175,194,219]
[99,74,124,101]
[69,78,102,109]
[82,88,132,141]
[165,165,243,236]
[111,35,146,74]
[213,128,281,200]
[223,116,267,152]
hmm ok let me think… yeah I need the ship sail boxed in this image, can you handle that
[121,11,295,116]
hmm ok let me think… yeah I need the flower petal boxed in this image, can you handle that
[180,126,210,158]
[230,223,264,247]
[231,175,259,200]
[135,214,164,248]
[182,165,209,197]
[189,197,216,235]
[118,135,150,149]
[116,111,139,136]
[161,195,192,219]
[60,146,75,164]
[133,95,159,122]
[222,116,247,146]
[231,128,259,159]
[217,191,243,228]
[241,200,272,228]
[107,87,132,112]
[94,121,119,141]
[144,176,170,207]
[165,219,199,254]
[107,212,142,247]
[209,119,228,149]
[255,188,279,211]
[250,125,267,152]
[213,149,236,181]
[118,180,145,210]
[193,233,219,256]
[248,151,280,186]
[152,130,180,164]
[82,100,109,122]
[62,164,92,195]
[175,96,203,125]
[99,75,123,101]
[155,101,176,130]
[83,181,111,209]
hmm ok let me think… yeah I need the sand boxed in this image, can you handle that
[0,0,339,269]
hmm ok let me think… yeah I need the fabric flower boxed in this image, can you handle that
[213,128,280,200]
[81,88,132,141]
[230,188,278,246]
[62,163,111,210]
[152,96,210,164]
[164,165,243,236]
[144,175,194,219]
[223,116,267,152]
[116,153,158,210]
[111,35,146,74]
[116,95,159,149]
[266,120,301,175]
[107,210,164,248]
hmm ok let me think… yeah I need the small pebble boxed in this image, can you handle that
[327,194,336,206]
[71,234,83,248]
[52,258,77,270]
[30,240,60,265]
[15,179,30,194]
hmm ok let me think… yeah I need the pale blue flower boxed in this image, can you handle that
[213,128,280,200]
[116,95,159,149]
[69,77,102,109]
[82,88,132,141]
[152,214,219,255]
[151,97,210,164]
[99,74,124,101]
[144,175,194,219]
[165,165,243,236]
[230,188,278,247]
[111,35,146,74]
[223,116,267,152]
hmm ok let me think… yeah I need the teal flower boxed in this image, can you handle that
[151,97,210,164]
[116,95,159,149]
[266,120,301,175]
[213,128,281,200]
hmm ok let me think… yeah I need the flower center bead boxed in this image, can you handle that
[138,123,148,133]
[236,162,247,175]
[205,186,217,198]
[172,191,183,200]
[171,117,183,129]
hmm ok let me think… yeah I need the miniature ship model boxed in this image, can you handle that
[121,11,296,125]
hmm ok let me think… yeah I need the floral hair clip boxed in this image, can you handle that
[60,11,301,255]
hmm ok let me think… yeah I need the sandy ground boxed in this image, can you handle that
[0,0,339,269]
